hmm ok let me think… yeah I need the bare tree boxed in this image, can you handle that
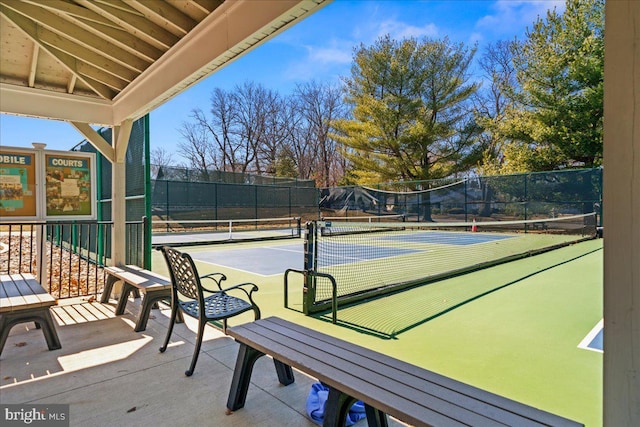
[178,118,217,180]
[474,40,518,173]
[176,80,346,185]
[294,81,345,186]
[150,146,174,179]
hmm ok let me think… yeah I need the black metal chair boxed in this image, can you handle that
[158,246,261,376]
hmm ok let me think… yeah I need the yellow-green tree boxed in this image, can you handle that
[497,0,604,172]
[332,35,480,186]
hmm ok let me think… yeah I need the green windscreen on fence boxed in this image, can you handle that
[319,168,602,226]
[74,115,150,267]
[151,176,319,223]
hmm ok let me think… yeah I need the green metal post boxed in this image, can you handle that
[96,151,103,263]
[143,114,152,268]
[302,221,316,315]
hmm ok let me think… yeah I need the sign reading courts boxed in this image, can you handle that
[0,145,96,220]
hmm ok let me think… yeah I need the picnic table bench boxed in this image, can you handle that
[101,265,182,332]
[226,317,583,427]
[0,273,61,356]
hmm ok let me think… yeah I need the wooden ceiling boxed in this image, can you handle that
[0,0,329,125]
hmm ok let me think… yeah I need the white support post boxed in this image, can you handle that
[32,143,47,284]
[111,121,132,268]
[603,1,640,425]
[111,160,127,268]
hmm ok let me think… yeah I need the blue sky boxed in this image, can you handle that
[0,0,564,156]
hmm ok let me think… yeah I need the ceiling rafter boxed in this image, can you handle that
[189,0,222,14]
[76,0,179,50]
[1,1,150,73]
[25,0,117,28]
[76,18,163,62]
[0,5,114,99]
[0,0,331,125]
[37,25,138,83]
[28,43,38,87]
[123,0,196,36]
[33,1,164,62]
[46,44,128,91]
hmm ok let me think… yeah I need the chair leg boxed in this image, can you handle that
[186,318,206,376]
[159,307,179,353]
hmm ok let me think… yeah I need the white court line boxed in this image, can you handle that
[578,318,603,353]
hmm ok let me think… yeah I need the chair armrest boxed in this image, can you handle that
[218,282,260,308]
[200,273,227,291]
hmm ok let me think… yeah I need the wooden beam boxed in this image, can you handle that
[70,121,115,162]
[0,5,115,99]
[28,43,39,87]
[27,0,116,27]
[124,0,197,35]
[190,0,223,14]
[113,119,133,163]
[45,44,129,91]
[76,0,178,49]
[79,19,163,62]
[0,83,113,125]
[67,73,76,93]
[2,0,150,72]
[38,26,137,82]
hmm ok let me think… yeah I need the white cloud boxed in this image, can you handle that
[283,41,354,84]
[308,46,352,65]
[476,0,566,37]
[377,19,439,40]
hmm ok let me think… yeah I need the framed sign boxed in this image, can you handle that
[45,152,96,219]
[0,146,97,221]
[0,148,38,218]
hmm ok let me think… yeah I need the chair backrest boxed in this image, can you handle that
[159,246,202,300]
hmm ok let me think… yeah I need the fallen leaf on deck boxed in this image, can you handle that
[14,342,27,347]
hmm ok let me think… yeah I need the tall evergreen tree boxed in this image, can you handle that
[332,35,479,186]
[501,0,604,171]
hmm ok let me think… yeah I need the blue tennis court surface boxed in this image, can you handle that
[317,243,421,268]
[378,231,513,245]
[578,319,603,352]
[191,243,303,276]
[190,242,422,276]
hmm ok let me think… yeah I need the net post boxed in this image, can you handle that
[302,221,317,315]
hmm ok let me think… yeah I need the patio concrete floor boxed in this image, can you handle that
[0,297,406,427]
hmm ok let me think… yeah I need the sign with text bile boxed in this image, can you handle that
[45,154,93,217]
[0,150,37,217]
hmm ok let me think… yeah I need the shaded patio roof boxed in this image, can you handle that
[0,0,329,126]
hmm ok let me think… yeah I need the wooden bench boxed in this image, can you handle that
[0,273,61,356]
[101,265,182,332]
[226,317,583,427]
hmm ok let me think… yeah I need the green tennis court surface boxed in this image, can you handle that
[150,238,603,426]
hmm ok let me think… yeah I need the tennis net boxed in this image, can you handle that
[302,212,598,314]
[152,217,301,247]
